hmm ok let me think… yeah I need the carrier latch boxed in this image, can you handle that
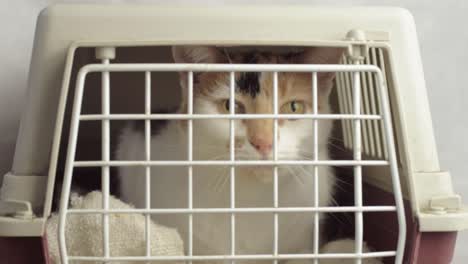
[427,195,462,215]
[0,199,33,219]
[0,172,47,219]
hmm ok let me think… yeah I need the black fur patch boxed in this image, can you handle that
[236,52,261,98]
[237,72,260,98]
[132,108,176,136]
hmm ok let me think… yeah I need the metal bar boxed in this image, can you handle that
[73,160,389,167]
[229,71,236,263]
[67,251,397,262]
[101,58,111,259]
[374,68,407,264]
[44,42,77,218]
[79,113,382,121]
[273,72,279,264]
[67,206,397,214]
[144,71,151,258]
[312,72,319,264]
[353,69,363,264]
[187,71,194,263]
[58,57,90,264]
[77,63,383,73]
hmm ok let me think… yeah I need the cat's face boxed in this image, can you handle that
[173,46,342,163]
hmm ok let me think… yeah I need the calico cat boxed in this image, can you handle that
[116,46,381,264]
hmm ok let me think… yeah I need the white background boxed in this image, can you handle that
[0,0,466,262]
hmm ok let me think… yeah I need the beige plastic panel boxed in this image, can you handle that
[14,5,437,176]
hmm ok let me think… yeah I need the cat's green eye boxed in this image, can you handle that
[281,101,306,114]
[221,99,246,114]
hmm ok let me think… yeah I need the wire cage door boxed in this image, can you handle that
[57,48,406,264]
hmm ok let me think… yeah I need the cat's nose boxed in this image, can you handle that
[249,137,273,156]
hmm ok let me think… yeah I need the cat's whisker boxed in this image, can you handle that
[217,171,231,192]
[322,194,355,227]
[284,166,305,186]
[203,151,255,192]
[213,167,230,193]
[334,177,352,186]
[286,165,305,183]
[202,151,243,191]
[328,136,346,143]
[294,167,307,186]
[290,164,349,196]
[209,166,229,190]
[327,141,349,154]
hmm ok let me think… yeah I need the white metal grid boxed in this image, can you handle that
[58,61,406,263]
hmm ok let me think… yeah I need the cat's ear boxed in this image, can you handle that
[300,47,344,96]
[172,46,225,63]
[300,47,344,65]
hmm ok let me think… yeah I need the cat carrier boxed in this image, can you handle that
[0,4,466,264]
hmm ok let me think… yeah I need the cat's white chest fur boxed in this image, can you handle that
[117,122,335,257]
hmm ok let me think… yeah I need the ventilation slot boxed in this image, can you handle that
[336,47,389,159]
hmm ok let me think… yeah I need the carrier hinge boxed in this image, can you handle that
[345,29,388,62]
[96,46,116,60]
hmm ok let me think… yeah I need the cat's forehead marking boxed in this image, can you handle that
[237,72,260,98]
[196,52,314,102]
[235,52,279,98]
